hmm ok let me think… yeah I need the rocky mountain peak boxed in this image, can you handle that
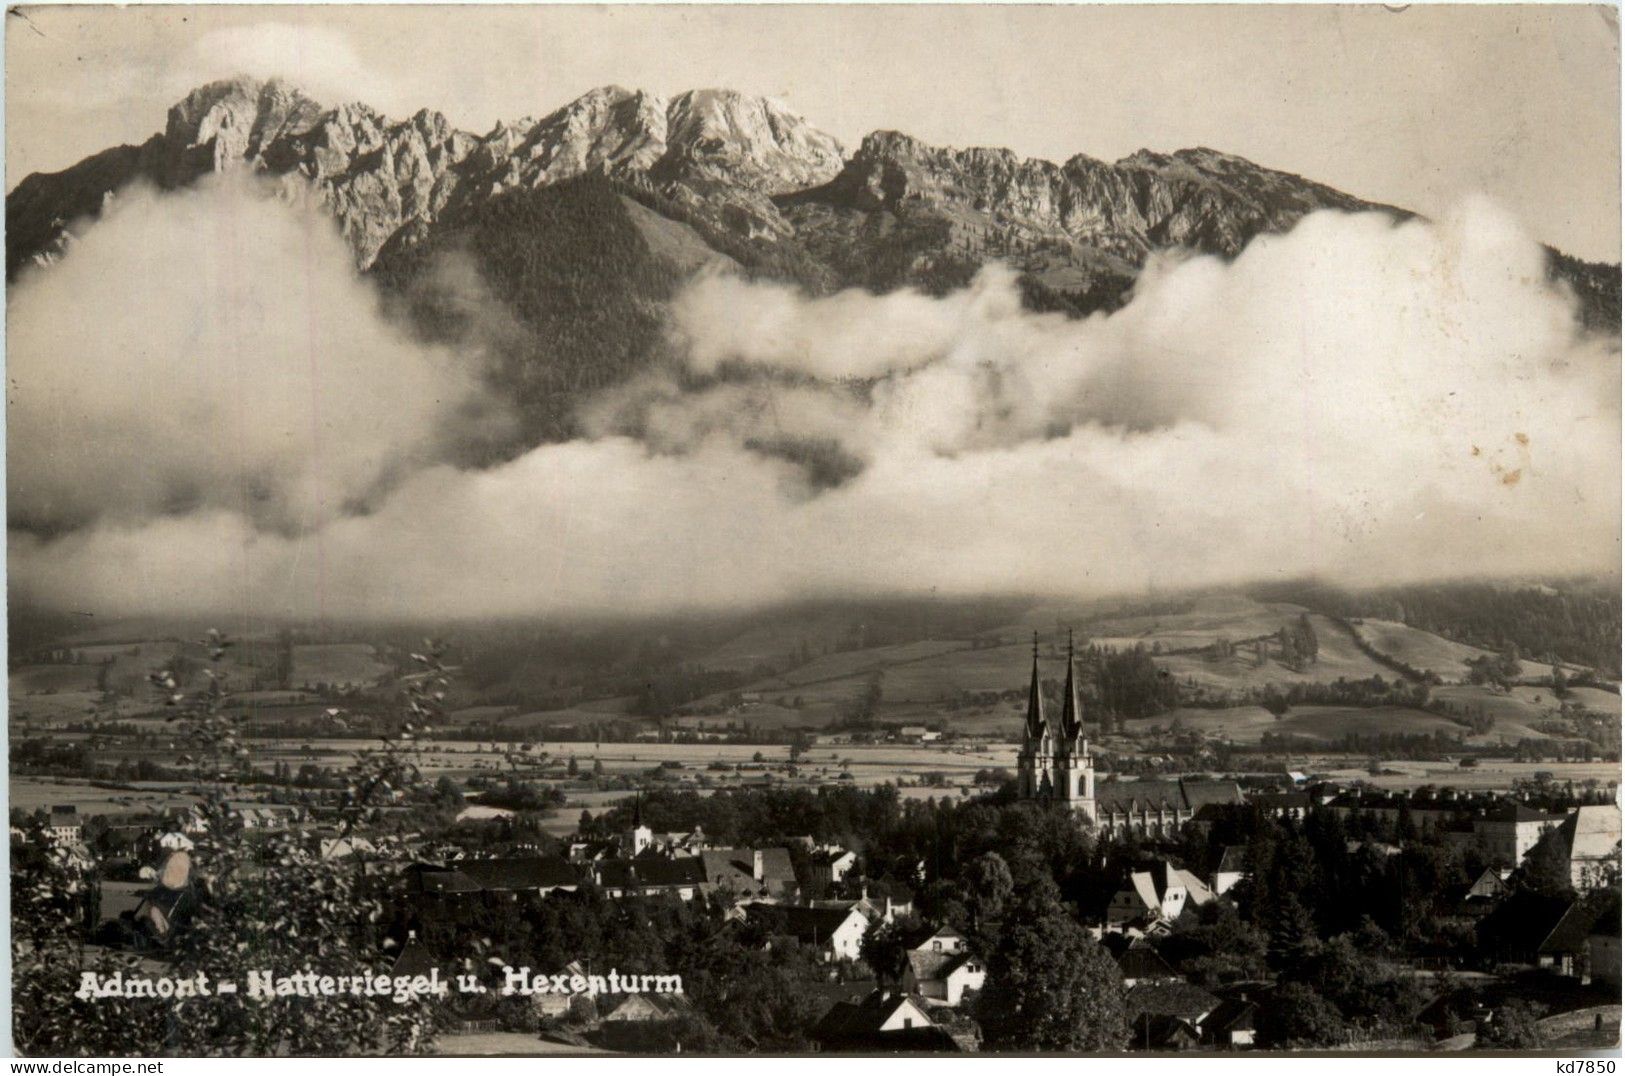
[660,88,844,192]
[164,76,327,169]
[515,84,670,184]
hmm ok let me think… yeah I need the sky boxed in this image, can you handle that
[6,3,1621,262]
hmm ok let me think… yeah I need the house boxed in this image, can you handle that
[457,856,583,896]
[1130,1013,1202,1051]
[592,991,697,1050]
[1126,981,1221,1050]
[48,806,83,844]
[1108,862,1215,926]
[1115,941,1178,987]
[701,847,799,902]
[1538,900,1607,978]
[1212,845,1247,896]
[745,903,869,961]
[319,836,375,860]
[405,864,483,899]
[407,857,583,899]
[568,839,620,863]
[810,846,858,886]
[1472,802,1565,867]
[1586,895,1621,989]
[530,960,592,1020]
[592,856,709,901]
[95,880,153,927]
[131,849,195,944]
[1558,806,1623,890]
[1327,789,1472,831]
[226,802,303,830]
[903,948,985,1006]
[600,991,692,1024]
[1443,867,1510,918]
[1478,891,1603,975]
[1346,839,1402,858]
[902,927,985,1006]
[1249,791,1311,820]
[909,924,969,955]
[660,828,710,854]
[389,931,455,979]
[812,990,959,1052]
[1202,998,1258,1049]
[849,881,915,923]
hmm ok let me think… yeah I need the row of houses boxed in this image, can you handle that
[406,842,849,908]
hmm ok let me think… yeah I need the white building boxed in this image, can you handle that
[1108,862,1215,926]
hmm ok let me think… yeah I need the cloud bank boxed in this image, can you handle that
[8,190,1619,620]
[7,179,500,537]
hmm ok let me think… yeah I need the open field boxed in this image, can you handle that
[1431,684,1556,742]
[1131,705,1465,745]
[696,610,863,672]
[1128,705,1280,740]
[10,775,200,816]
[1349,619,1494,681]
[11,664,103,694]
[292,643,390,688]
[1312,759,1620,791]
[9,687,103,723]
[1564,686,1622,714]
[1271,705,1467,743]
[1153,614,1393,692]
[1085,595,1310,642]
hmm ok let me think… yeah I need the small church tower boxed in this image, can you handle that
[624,794,653,856]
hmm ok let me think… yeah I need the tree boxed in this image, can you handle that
[1158,902,1269,986]
[1294,615,1320,665]
[1477,999,1547,1049]
[12,633,450,1056]
[1289,934,1427,1028]
[976,907,1126,1051]
[861,918,915,986]
[1256,983,1346,1048]
[432,774,465,808]
[1519,830,1575,899]
[1268,894,1321,970]
[961,852,1015,947]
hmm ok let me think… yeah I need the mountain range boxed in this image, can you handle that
[9,76,1620,443]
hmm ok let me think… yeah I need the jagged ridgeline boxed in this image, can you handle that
[9,77,1622,436]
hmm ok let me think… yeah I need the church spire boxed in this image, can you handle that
[1023,632,1047,741]
[1059,628,1084,743]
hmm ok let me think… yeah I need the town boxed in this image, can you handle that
[10,605,1621,1055]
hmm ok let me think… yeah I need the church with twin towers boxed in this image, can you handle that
[1016,632,1240,836]
[1016,632,1099,822]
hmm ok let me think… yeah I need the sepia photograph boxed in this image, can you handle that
[3,1,1621,1058]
